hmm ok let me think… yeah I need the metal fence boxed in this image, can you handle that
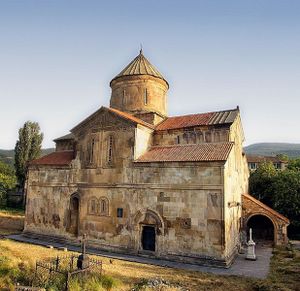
[32,253,102,290]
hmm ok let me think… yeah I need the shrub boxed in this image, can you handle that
[100,275,118,291]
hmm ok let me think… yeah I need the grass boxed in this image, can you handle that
[0,238,299,291]
[0,207,25,218]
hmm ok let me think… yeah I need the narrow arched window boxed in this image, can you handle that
[101,200,106,213]
[89,138,95,163]
[108,135,113,164]
[144,88,148,105]
[122,89,126,106]
[99,197,109,216]
[88,198,98,215]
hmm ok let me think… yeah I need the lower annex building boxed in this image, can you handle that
[24,50,289,267]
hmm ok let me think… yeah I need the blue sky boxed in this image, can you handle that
[0,0,299,149]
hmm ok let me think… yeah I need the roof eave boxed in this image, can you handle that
[110,74,169,88]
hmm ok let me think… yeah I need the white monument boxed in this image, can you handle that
[246,228,257,260]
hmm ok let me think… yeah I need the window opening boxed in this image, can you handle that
[117,208,123,218]
[108,135,113,164]
[101,200,106,213]
[91,199,96,213]
[144,88,148,105]
[90,138,95,163]
[122,90,126,106]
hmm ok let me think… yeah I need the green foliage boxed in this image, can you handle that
[272,170,300,238]
[276,154,289,162]
[249,162,277,205]
[249,162,300,239]
[101,275,118,290]
[0,255,30,289]
[68,274,118,291]
[287,158,300,171]
[0,161,17,205]
[14,121,43,188]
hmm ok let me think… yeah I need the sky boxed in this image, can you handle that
[0,0,300,149]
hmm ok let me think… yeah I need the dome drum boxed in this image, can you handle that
[110,74,168,117]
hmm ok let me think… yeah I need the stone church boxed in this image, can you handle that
[24,50,289,267]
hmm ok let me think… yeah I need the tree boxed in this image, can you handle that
[287,158,300,171]
[249,162,277,205]
[14,121,43,188]
[0,161,17,205]
[272,169,300,239]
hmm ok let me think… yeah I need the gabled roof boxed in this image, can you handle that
[110,50,168,87]
[71,106,154,132]
[155,108,239,131]
[135,142,234,163]
[242,193,290,224]
[29,151,74,166]
[53,133,74,142]
[108,107,154,129]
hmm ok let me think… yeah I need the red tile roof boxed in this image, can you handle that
[71,106,154,132]
[135,142,234,163]
[246,155,286,163]
[242,193,290,224]
[53,133,74,142]
[155,108,238,131]
[29,151,74,166]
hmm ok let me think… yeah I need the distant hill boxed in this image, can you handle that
[244,143,300,158]
[0,148,55,167]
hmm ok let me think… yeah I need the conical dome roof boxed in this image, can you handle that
[111,50,168,87]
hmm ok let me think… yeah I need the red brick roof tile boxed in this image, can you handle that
[29,151,74,166]
[242,193,290,224]
[155,108,238,131]
[71,106,154,132]
[246,155,286,163]
[135,142,234,163]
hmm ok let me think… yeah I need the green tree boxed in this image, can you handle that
[249,162,277,205]
[287,158,300,171]
[14,121,43,188]
[272,170,300,239]
[0,161,17,205]
[276,153,289,162]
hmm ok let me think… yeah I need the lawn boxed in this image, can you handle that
[0,237,299,291]
[0,207,25,218]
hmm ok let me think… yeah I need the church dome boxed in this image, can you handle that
[110,50,169,122]
[110,50,169,87]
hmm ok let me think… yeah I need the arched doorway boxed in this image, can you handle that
[142,225,156,251]
[69,195,79,236]
[133,208,164,254]
[247,214,274,243]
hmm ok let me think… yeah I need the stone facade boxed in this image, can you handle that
[24,50,286,268]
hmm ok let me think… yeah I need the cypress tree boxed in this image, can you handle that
[14,121,43,188]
